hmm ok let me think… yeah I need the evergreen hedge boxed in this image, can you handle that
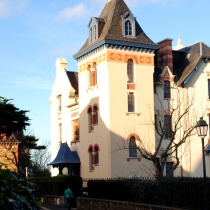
[87,177,209,210]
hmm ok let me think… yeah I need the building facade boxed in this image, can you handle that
[49,0,210,178]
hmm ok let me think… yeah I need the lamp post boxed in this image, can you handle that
[196,117,208,210]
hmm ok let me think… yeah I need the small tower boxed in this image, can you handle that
[74,0,158,179]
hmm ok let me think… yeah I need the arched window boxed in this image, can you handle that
[88,107,92,132]
[125,20,132,36]
[88,65,92,87]
[129,136,137,157]
[93,146,99,165]
[92,105,98,125]
[88,147,94,171]
[127,59,134,83]
[92,62,97,86]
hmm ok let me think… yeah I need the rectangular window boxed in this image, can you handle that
[88,110,93,132]
[166,162,174,177]
[209,114,210,136]
[208,79,210,99]
[58,95,61,111]
[127,59,134,83]
[128,92,135,112]
[129,137,137,157]
[164,81,171,99]
[73,119,79,141]
[154,114,157,129]
[164,115,172,138]
[58,123,62,145]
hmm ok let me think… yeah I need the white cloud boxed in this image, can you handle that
[56,3,88,22]
[0,0,29,18]
[13,75,53,90]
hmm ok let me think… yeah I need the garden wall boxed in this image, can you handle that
[76,197,188,210]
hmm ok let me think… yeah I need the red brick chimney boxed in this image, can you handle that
[157,38,173,74]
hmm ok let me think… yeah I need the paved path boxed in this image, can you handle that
[41,204,77,210]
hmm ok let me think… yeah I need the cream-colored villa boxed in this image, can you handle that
[49,0,210,178]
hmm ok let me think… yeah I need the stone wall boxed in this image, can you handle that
[76,197,187,210]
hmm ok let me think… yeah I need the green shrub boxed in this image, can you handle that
[0,168,41,209]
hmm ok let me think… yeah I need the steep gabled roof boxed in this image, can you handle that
[0,133,20,143]
[48,142,80,166]
[74,0,158,59]
[173,42,210,86]
[66,71,79,95]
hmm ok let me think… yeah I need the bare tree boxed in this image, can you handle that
[139,88,198,178]
[30,139,51,177]
[118,88,199,178]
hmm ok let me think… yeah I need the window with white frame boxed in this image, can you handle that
[164,81,171,99]
[125,20,132,36]
[89,27,93,43]
[128,92,135,112]
[164,115,172,138]
[122,12,136,37]
[58,123,62,145]
[127,59,134,83]
[58,95,61,111]
[208,79,210,99]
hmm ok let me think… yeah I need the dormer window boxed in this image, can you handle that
[88,17,105,44]
[122,12,136,38]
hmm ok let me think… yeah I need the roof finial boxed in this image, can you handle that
[174,36,185,50]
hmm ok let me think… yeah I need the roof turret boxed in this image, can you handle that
[74,0,158,59]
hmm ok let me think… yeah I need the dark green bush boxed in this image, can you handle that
[0,168,41,210]
[86,177,209,210]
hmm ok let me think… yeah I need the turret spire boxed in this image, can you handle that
[174,36,185,50]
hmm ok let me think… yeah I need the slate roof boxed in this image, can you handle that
[74,0,158,59]
[48,142,80,166]
[66,71,79,95]
[173,42,210,86]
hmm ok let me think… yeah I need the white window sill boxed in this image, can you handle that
[126,112,141,116]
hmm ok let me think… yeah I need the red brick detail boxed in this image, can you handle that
[158,39,173,74]
[127,84,135,90]
[127,133,140,141]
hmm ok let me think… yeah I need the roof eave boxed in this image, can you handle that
[73,39,159,60]
[179,56,209,87]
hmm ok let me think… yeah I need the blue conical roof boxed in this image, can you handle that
[48,142,80,166]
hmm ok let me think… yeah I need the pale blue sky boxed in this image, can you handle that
[0,0,209,144]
